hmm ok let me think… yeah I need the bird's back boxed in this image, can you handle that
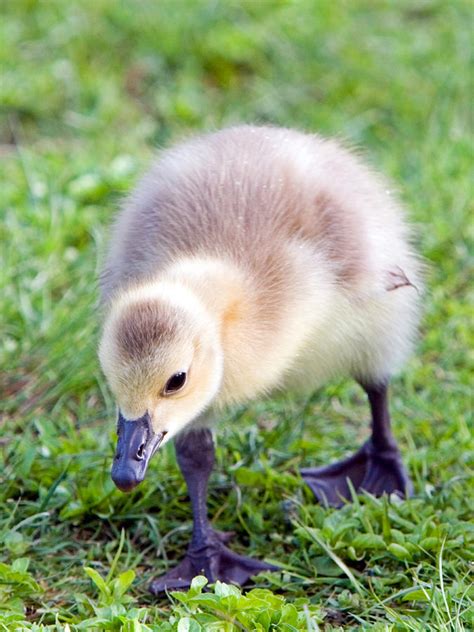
[101,125,415,302]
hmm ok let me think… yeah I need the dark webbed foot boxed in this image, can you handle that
[301,440,412,507]
[149,529,277,594]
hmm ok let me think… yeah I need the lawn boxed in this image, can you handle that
[0,1,472,630]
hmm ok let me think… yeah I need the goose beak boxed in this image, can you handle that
[111,411,166,492]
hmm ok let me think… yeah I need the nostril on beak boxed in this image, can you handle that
[136,443,146,460]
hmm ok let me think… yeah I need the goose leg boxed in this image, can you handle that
[149,428,277,594]
[301,382,412,507]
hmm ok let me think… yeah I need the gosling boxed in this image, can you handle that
[98,125,421,593]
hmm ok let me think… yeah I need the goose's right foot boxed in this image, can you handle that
[149,529,277,594]
[150,428,278,595]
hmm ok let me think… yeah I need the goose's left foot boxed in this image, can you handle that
[149,529,277,593]
[301,382,412,507]
[301,439,412,507]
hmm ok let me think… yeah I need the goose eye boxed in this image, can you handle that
[163,371,187,395]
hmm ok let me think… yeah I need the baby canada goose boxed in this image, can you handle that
[99,125,421,593]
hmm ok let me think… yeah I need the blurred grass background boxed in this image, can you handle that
[0,1,472,629]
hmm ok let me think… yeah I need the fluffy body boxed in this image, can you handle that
[99,125,421,443]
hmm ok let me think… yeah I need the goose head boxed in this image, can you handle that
[99,283,223,492]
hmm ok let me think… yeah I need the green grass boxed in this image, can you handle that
[1,1,472,629]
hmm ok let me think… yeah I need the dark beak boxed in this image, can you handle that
[111,411,166,492]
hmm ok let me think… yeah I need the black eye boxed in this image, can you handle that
[163,371,187,395]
